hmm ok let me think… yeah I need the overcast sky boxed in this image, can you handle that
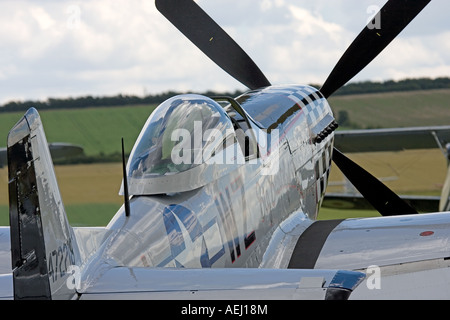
[0,0,448,104]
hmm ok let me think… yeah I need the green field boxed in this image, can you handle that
[2,88,450,155]
[0,163,124,226]
[0,147,445,226]
[0,88,449,226]
[329,89,450,129]
[0,104,157,156]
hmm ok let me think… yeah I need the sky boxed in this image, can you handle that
[0,0,449,104]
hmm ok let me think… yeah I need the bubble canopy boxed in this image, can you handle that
[125,94,237,195]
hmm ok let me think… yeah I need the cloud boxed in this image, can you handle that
[0,0,448,104]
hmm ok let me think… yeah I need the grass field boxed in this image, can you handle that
[0,88,449,226]
[329,88,450,129]
[0,163,124,226]
[0,148,445,226]
[0,104,157,156]
[1,88,450,155]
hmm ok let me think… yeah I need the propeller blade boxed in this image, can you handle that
[155,0,271,90]
[320,0,431,98]
[332,147,418,216]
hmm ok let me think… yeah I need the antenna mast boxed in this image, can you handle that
[121,138,131,217]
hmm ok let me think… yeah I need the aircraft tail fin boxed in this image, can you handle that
[7,108,81,300]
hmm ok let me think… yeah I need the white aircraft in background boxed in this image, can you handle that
[3,0,450,300]
[326,125,450,212]
[0,143,83,168]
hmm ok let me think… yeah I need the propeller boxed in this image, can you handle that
[320,0,431,99]
[155,0,431,216]
[320,0,430,216]
[332,148,417,215]
[155,0,271,90]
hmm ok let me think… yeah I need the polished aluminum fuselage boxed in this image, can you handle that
[80,85,335,270]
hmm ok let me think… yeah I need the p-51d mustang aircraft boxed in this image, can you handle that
[0,0,446,300]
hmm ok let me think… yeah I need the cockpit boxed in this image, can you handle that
[125,94,257,195]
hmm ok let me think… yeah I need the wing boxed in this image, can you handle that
[78,267,364,300]
[46,143,84,161]
[261,211,450,299]
[334,125,450,153]
[0,143,83,167]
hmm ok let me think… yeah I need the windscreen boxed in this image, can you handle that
[127,95,234,180]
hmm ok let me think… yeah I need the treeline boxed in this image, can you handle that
[1,78,450,113]
[328,77,450,96]
[0,89,245,114]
